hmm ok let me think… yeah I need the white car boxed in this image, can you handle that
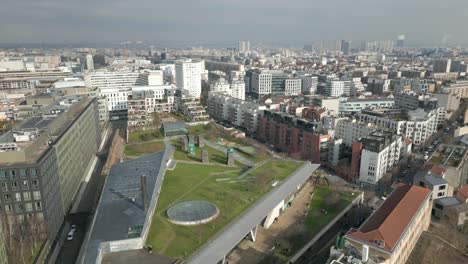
[67,231,74,241]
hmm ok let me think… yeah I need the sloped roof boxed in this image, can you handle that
[346,185,431,252]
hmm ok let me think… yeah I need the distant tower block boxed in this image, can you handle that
[201,150,209,163]
[197,135,204,148]
[183,136,188,151]
[227,151,234,166]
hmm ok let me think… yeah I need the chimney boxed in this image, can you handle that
[362,245,369,263]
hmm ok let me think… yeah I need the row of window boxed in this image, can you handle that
[0,168,38,180]
[0,179,39,192]
[0,201,42,213]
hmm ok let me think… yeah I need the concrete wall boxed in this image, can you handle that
[263,200,285,228]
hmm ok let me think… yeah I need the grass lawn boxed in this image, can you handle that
[128,129,163,144]
[186,123,218,135]
[146,160,303,259]
[305,186,355,236]
[124,141,165,157]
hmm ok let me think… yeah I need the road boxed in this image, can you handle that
[56,121,124,264]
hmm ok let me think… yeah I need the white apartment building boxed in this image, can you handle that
[326,80,345,97]
[99,88,130,111]
[357,109,438,146]
[230,79,245,100]
[210,80,245,100]
[207,92,266,133]
[284,79,302,96]
[339,97,395,115]
[175,59,203,98]
[359,133,403,185]
[335,119,377,146]
[251,71,272,96]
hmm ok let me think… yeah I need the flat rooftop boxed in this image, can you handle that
[82,151,165,264]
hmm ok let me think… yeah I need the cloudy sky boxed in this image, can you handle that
[1,0,467,46]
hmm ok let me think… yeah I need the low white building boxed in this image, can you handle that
[339,97,394,115]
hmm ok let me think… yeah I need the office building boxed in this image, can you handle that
[284,79,302,96]
[238,40,250,53]
[175,59,203,98]
[433,59,452,73]
[396,35,405,47]
[86,54,94,71]
[345,184,432,264]
[0,96,100,248]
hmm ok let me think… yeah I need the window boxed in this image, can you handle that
[10,170,16,179]
[22,180,29,190]
[1,182,7,192]
[15,204,23,213]
[32,180,39,189]
[437,192,445,197]
[33,191,41,200]
[35,202,42,211]
[25,203,33,212]
[3,194,11,202]
[30,169,37,178]
[11,181,19,191]
[439,185,446,190]
[0,171,6,180]
[20,169,27,178]
[14,193,21,202]
[23,192,31,201]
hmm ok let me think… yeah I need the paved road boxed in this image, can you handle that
[200,138,255,166]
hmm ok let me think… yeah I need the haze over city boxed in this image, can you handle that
[1,0,468,46]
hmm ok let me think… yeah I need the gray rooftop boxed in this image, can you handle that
[414,171,447,186]
[185,162,320,264]
[82,151,165,263]
[436,197,460,207]
[162,122,186,131]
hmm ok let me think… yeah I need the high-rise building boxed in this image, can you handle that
[175,59,203,98]
[86,54,94,71]
[341,40,350,54]
[238,40,250,53]
[433,58,452,73]
[397,34,406,47]
[0,96,100,250]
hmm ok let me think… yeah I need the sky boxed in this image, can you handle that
[1,0,467,47]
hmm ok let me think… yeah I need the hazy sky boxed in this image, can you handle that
[1,0,467,46]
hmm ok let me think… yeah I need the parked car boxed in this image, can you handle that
[67,230,74,241]
[70,224,76,232]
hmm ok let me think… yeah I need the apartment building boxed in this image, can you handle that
[413,170,453,200]
[339,97,394,115]
[175,59,203,98]
[210,79,245,100]
[334,119,377,147]
[127,86,176,127]
[356,131,403,185]
[207,92,265,133]
[443,81,468,98]
[357,108,437,146]
[257,110,330,162]
[345,184,432,264]
[0,96,100,245]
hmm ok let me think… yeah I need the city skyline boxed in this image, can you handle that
[1,0,468,47]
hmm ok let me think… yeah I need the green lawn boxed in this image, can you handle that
[128,129,163,143]
[146,160,304,259]
[124,141,165,157]
[186,123,218,135]
[305,186,354,235]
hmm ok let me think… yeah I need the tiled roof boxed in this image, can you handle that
[346,185,431,252]
[457,185,468,201]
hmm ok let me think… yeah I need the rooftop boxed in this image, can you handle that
[346,185,431,252]
[81,151,166,264]
[436,197,460,207]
